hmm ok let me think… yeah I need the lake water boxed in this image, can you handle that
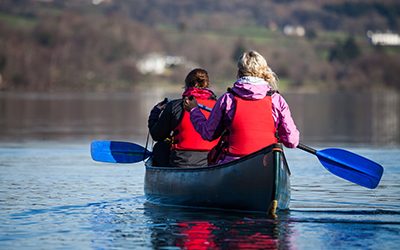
[0,91,399,249]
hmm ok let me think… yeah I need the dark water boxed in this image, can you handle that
[0,91,399,249]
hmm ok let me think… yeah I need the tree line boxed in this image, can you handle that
[0,0,399,91]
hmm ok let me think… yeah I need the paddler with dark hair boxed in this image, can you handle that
[148,68,219,167]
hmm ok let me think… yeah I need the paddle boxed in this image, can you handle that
[91,140,151,163]
[91,102,213,164]
[297,143,383,189]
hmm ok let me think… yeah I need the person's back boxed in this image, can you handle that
[171,90,217,152]
[148,68,219,167]
[184,51,300,164]
[227,90,277,157]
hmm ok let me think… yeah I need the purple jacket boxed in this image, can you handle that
[190,76,300,150]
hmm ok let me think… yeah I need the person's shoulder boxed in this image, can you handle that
[166,99,181,108]
[270,90,283,99]
[219,90,235,100]
[202,88,218,100]
[215,90,236,110]
[168,98,184,116]
[268,89,279,96]
[271,92,290,110]
[158,99,180,115]
[170,98,181,102]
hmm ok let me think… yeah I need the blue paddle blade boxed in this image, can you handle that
[316,148,384,189]
[91,140,152,163]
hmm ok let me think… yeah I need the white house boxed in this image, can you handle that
[136,53,186,75]
[283,25,305,37]
[367,31,400,46]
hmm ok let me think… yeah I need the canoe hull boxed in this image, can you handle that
[144,144,290,214]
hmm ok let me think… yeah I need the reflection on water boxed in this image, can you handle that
[0,90,399,145]
[143,204,292,249]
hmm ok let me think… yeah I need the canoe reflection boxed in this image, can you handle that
[176,221,218,249]
[144,203,293,249]
[175,221,278,249]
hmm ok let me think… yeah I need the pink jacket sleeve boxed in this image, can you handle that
[271,93,300,148]
[189,93,234,141]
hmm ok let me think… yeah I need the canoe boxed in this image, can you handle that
[144,143,291,215]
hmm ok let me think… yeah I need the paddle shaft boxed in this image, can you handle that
[197,106,318,156]
[297,143,317,154]
[198,103,212,112]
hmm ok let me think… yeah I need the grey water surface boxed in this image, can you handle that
[0,91,399,249]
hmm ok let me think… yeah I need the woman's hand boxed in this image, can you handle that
[183,96,198,112]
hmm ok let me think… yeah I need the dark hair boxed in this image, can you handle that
[184,68,210,89]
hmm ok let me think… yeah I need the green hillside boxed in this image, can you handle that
[0,0,399,91]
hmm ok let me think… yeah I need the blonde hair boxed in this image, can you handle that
[237,50,278,90]
[184,68,210,89]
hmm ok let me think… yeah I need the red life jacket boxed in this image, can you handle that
[172,89,218,151]
[227,95,277,156]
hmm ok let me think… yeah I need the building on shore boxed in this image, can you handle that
[367,31,400,46]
